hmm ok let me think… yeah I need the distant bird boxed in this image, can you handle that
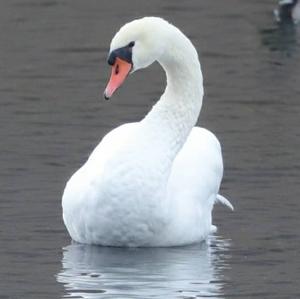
[274,0,300,23]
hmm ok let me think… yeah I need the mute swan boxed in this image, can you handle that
[62,17,233,247]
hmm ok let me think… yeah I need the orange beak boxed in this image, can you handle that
[104,57,132,100]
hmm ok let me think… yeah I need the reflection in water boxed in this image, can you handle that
[260,23,300,56]
[57,237,230,299]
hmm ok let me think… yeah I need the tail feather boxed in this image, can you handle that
[216,194,234,211]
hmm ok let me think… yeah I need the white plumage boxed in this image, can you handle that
[62,17,232,247]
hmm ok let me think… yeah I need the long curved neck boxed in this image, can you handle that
[141,27,204,163]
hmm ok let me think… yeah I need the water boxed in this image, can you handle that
[57,238,230,299]
[0,0,300,298]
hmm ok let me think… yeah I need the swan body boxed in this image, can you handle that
[62,17,232,247]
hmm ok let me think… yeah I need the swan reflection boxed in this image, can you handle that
[57,237,230,299]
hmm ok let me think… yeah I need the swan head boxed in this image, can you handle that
[104,17,169,100]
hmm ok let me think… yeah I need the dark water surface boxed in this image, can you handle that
[1,0,300,298]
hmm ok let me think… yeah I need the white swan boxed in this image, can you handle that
[62,17,233,247]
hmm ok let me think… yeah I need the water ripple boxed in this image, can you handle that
[57,237,231,299]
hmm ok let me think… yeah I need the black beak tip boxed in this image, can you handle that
[103,92,110,100]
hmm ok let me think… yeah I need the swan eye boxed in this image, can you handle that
[128,41,135,48]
